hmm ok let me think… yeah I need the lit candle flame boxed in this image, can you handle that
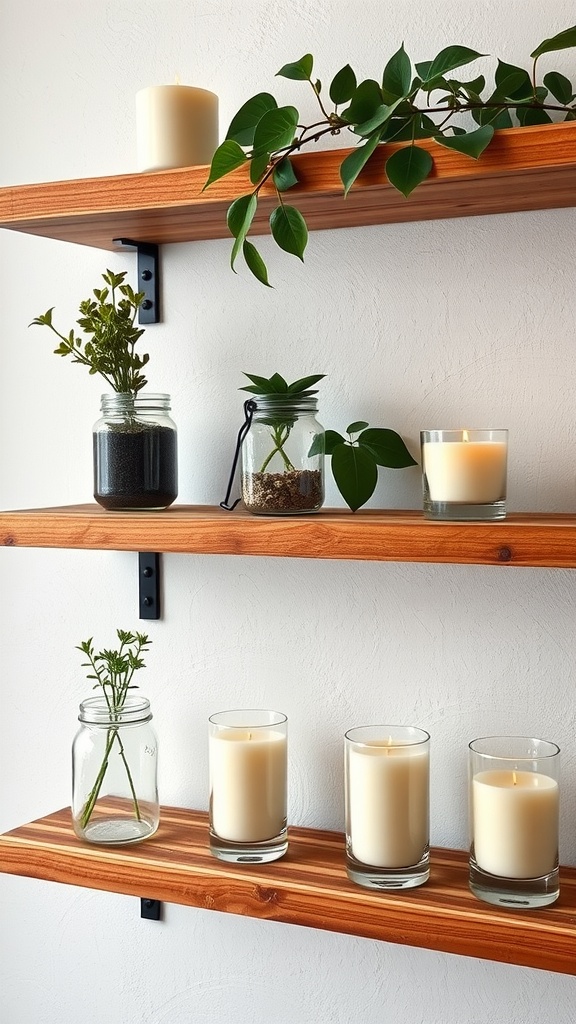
[513,771,517,785]
[463,429,469,442]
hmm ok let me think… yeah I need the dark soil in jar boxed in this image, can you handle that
[93,422,177,510]
[243,469,323,514]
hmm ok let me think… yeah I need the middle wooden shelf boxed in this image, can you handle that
[1,504,576,567]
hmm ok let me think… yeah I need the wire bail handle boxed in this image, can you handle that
[220,399,257,511]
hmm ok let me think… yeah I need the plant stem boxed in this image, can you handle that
[259,425,295,473]
[79,724,142,829]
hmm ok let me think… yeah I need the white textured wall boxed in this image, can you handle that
[2,1,576,1021]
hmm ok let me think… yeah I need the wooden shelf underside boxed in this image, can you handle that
[2,504,576,567]
[1,805,575,975]
[0,124,575,250]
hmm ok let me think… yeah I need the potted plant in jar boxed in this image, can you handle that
[31,269,178,510]
[238,371,326,514]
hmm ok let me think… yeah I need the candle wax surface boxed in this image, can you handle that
[209,728,287,844]
[347,741,429,868]
[472,769,559,879]
[423,440,507,503]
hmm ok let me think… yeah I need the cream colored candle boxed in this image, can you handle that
[422,432,507,503]
[347,738,429,867]
[472,770,559,878]
[136,84,218,172]
[209,727,287,843]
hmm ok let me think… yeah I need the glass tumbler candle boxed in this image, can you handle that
[209,710,288,863]
[345,726,430,889]
[469,736,560,908]
[421,429,508,521]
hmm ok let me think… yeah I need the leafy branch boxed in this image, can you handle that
[77,629,151,829]
[310,422,417,511]
[205,24,576,284]
[30,269,149,395]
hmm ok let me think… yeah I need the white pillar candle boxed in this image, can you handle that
[347,734,429,867]
[472,770,559,878]
[136,84,219,172]
[209,726,287,843]
[422,431,507,503]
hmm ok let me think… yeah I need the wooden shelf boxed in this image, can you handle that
[0,123,575,251]
[2,504,576,567]
[1,804,575,975]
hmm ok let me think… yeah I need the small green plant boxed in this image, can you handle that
[205,24,576,284]
[309,421,417,511]
[77,629,151,829]
[30,269,149,395]
[240,371,325,471]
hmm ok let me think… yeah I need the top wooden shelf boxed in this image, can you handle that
[0,123,575,251]
[2,504,576,567]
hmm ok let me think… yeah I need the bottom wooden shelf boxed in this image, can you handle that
[1,805,575,974]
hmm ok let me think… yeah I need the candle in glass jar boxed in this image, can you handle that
[209,726,287,843]
[472,770,559,878]
[422,429,507,503]
[136,84,218,171]
[347,735,429,867]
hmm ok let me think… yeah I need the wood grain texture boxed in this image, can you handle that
[1,805,576,974]
[2,504,576,567]
[0,123,575,250]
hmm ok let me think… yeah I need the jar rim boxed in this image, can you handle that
[79,694,152,724]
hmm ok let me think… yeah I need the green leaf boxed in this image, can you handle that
[241,372,279,393]
[269,372,289,391]
[203,140,247,189]
[276,54,314,80]
[355,97,405,136]
[494,61,532,100]
[543,70,574,103]
[329,64,357,104]
[347,421,369,433]
[309,428,344,457]
[249,152,270,185]
[415,60,432,82]
[226,93,278,146]
[382,44,412,99]
[227,194,258,270]
[242,241,272,287]
[269,205,308,260]
[286,374,326,394]
[472,105,512,128]
[331,443,378,511]
[358,428,417,468]
[434,124,494,159]
[531,25,576,59]
[491,69,530,102]
[517,106,553,126]
[341,79,383,125]
[273,157,299,192]
[252,106,299,158]
[340,131,381,197]
[385,145,433,197]
[421,46,485,84]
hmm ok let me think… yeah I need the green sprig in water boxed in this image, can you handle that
[77,629,151,829]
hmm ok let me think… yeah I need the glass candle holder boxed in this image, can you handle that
[469,736,560,909]
[420,429,508,521]
[209,710,288,863]
[345,725,430,889]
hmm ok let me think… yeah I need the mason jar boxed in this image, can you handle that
[93,392,178,510]
[72,695,159,845]
[241,394,324,514]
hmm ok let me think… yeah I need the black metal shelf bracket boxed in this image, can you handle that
[139,552,161,619]
[112,238,160,324]
[140,898,162,921]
